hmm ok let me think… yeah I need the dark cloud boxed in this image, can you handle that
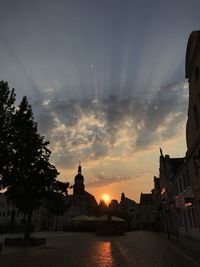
[134,81,188,150]
[30,80,188,168]
[52,152,77,169]
[37,111,57,136]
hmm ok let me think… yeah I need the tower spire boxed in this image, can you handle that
[74,162,85,195]
[78,161,81,174]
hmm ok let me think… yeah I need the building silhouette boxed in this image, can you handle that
[139,193,154,230]
[73,164,85,195]
[120,193,139,230]
[64,164,99,223]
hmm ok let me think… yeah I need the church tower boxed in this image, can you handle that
[73,164,85,195]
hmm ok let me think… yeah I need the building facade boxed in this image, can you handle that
[139,193,155,230]
[185,30,200,239]
[120,193,139,229]
[149,31,200,239]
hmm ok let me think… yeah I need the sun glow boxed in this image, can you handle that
[102,194,110,203]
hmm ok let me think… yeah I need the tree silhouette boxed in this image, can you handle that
[0,81,16,184]
[0,83,69,240]
[45,181,70,229]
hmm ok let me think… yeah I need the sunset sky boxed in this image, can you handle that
[1,0,200,202]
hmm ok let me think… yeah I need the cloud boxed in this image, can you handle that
[30,80,188,168]
[86,173,135,188]
[134,81,188,150]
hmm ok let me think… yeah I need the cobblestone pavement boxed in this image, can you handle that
[0,231,200,267]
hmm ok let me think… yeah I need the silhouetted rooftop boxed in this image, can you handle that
[140,193,153,205]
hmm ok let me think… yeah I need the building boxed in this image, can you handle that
[120,193,139,229]
[149,31,200,239]
[0,193,50,232]
[173,158,197,238]
[0,193,23,227]
[63,164,99,225]
[151,176,161,231]
[185,30,200,239]
[159,150,184,235]
[139,193,154,230]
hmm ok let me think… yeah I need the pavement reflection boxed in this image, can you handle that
[89,241,114,267]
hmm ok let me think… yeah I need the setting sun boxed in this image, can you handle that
[102,194,110,203]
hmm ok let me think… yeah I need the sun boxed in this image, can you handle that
[102,194,110,203]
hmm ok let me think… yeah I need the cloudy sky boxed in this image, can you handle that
[0,0,199,202]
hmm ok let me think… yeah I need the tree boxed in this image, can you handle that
[0,81,16,185]
[44,182,70,230]
[1,94,67,239]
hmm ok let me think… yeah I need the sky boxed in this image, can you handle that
[0,0,200,202]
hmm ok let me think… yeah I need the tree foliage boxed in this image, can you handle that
[0,81,16,184]
[7,96,59,211]
[0,81,69,238]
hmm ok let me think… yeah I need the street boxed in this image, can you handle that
[0,231,200,267]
